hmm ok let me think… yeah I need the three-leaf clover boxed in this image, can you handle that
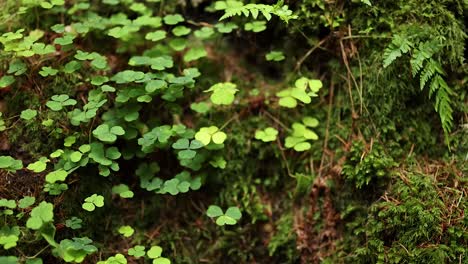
[65,217,83,230]
[205,82,238,105]
[92,124,125,143]
[0,75,15,88]
[265,51,285,62]
[82,194,104,211]
[145,30,166,42]
[163,14,184,25]
[147,246,171,264]
[244,21,266,32]
[18,196,36,208]
[0,156,23,172]
[171,139,204,159]
[277,77,322,108]
[112,184,134,198]
[206,205,242,226]
[194,126,227,145]
[255,127,279,142]
[183,47,207,62]
[39,66,58,77]
[46,94,77,111]
[284,118,319,152]
[26,202,54,230]
[0,226,20,249]
[45,169,68,183]
[190,102,211,114]
[20,109,37,120]
[118,225,134,237]
[128,245,146,258]
[27,157,49,173]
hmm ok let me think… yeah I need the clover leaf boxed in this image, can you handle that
[112,184,134,198]
[65,217,82,230]
[8,60,27,76]
[138,125,173,152]
[194,126,227,145]
[0,156,23,172]
[284,122,319,152]
[0,75,15,88]
[205,82,238,105]
[194,27,214,39]
[118,225,134,237]
[54,237,97,263]
[190,102,211,114]
[172,139,204,159]
[183,47,207,62]
[26,202,54,230]
[255,127,278,142]
[244,21,266,32]
[215,22,238,33]
[128,245,146,258]
[45,169,68,183]
[18,196,35,208]
[145,30,166,42]
[39,66,58,77]
[46,94,77,111]
[265,51,285,62]
[92,124,125,143]
[163,14,184,25]
[0,226,20,249]
[82,194,104,211]
[53,34,75,46]
[26,157,48,172]
[172,26,191,36]
[276,77,322,108]
[147,246,171,264]
[97,253,127,264]
[0,199,16,209]
[169,38,187,51]
[206,205,242,226]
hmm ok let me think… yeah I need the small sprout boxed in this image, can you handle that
[65,217,82,229]
[82,194,104,211]
[26,202,54,230]
[118,225,134,237]
[128,245,146,258]
[27,157,49,172]
[20,109,37,120]
[147,246,171,264]
[92,124,125,143]
[112,184,134,198]
[18,196,35,209]
[163,14,184,25]
[194,126,227,145]
[206,205,242,226]
[255,127,278,142]
[46,94,77,111]
[183,46,207,62]
[205,82,238,105]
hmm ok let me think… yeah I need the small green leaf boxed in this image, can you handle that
[206,205,223,217]
[147,246,163,259]
[118,225,134,237]
[163,14,184,25]
[20,109,37,120]
[205,82,238,105]
[265,51,285,62]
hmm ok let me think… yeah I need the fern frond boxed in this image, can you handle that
[429,75,454,134]
[382,35,413,68]
[220,2,297,23]
[410,41,439,76]
[419,59,444,91]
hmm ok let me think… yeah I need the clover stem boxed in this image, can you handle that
[219,114,238,131]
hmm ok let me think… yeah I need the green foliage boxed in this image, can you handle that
[26,202,54,230]
[53,237,97,263]
[219,1,297,23]
[207,205,242,226]
[82,194,104,212]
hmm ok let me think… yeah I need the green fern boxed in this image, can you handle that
[383,37,454,137]
[382,35,413,68]
[219,1,297,23]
